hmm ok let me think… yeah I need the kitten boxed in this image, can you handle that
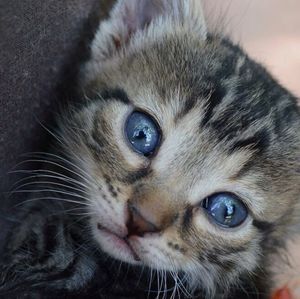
[1,0,300,298]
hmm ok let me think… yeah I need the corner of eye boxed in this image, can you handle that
[125,152,150,169]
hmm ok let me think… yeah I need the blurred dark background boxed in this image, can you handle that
[0,0,115,251]
[0,0,107,194]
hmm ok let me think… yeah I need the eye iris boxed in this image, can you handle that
[203,193,247,228]
[125,111,160,156]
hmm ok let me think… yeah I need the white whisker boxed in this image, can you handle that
[22,152,97,185]
[156,269,161,299]
[58,207,96,217]
[136,264,145,287]
[12,159,94,187]
[170,262,191,298]
[163,269,167,299]
[11,180,89,197]
[14,196,92,208]
[34,118,64,146]
[147,268,154,299]
[9,169,91,190]
[10,188,93,203]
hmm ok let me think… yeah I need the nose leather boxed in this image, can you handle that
[126,203,159,237]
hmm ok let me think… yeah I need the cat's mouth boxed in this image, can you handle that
[97,223,141,261]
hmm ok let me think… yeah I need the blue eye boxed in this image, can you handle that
[125,111,161,156]
[202,193,248,228]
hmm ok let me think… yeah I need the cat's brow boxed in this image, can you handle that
[99,88,131,105]
[201,85,227,127]
[252,220,274,232]
[122,168,152,184]
[229,129,271,179]
[229,129,270,155]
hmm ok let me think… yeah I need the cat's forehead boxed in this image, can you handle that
[117,34,242,105]
[85,30,299,189]
[100,36,259,154]
[91,42,246,179]
[101,32,268,132]
[103,32,297,151]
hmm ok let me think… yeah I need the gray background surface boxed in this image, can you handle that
[0,0,115,252]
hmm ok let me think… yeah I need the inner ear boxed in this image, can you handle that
[111,0,164,50]
[108,0,168,51]
[129,0,164,30]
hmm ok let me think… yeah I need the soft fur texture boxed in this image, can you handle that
[1,1,300,298]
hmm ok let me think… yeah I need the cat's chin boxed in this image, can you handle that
[93,223,175,271]
[95,224,141,264]
[96,226,141,264]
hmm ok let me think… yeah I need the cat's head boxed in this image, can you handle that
[60,0,300,295]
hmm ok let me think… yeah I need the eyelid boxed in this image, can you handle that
[132,106,162,128]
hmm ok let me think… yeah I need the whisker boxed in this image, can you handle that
[115,260,123,283]
[159,269,164,299]
[11,180,89,197]
[147,268,154,299]
[10,188,93,203]
[169,272,177,299]
[9,169,91,190]
[157,269,161,299]
[34,117,64,146]
[12,159,94,187]
[170,264,191,298]
[14,196,92,208]
[163,269,167,299]
[59,207,96,217]
[21,152,97,185]
[136,264,145,287]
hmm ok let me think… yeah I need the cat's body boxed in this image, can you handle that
[1,1,300,298]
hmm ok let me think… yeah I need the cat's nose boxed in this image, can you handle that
[126,203,159,237]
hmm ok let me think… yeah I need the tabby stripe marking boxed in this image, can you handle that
[201,85,227,127]
[229,129,270,154]
[100,88,131,105]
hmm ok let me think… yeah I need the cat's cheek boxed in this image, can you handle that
[89,192,128,236]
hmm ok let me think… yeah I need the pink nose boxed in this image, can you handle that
[126,203,159,237]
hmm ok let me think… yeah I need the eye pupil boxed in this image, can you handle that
[132,127,149,139]
[134,129,147,140]
[202,193,247,228]
[125,111,161,156]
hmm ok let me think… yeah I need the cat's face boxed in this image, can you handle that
[61,0,300,294]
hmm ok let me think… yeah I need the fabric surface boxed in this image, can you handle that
[0,0,96,193]
[0,0,115,250]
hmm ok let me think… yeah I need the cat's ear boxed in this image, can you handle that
[90,0,207,63]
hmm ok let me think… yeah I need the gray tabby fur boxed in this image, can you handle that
[1,1,299,298]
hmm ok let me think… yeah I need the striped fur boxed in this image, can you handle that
[1,1,300,298]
